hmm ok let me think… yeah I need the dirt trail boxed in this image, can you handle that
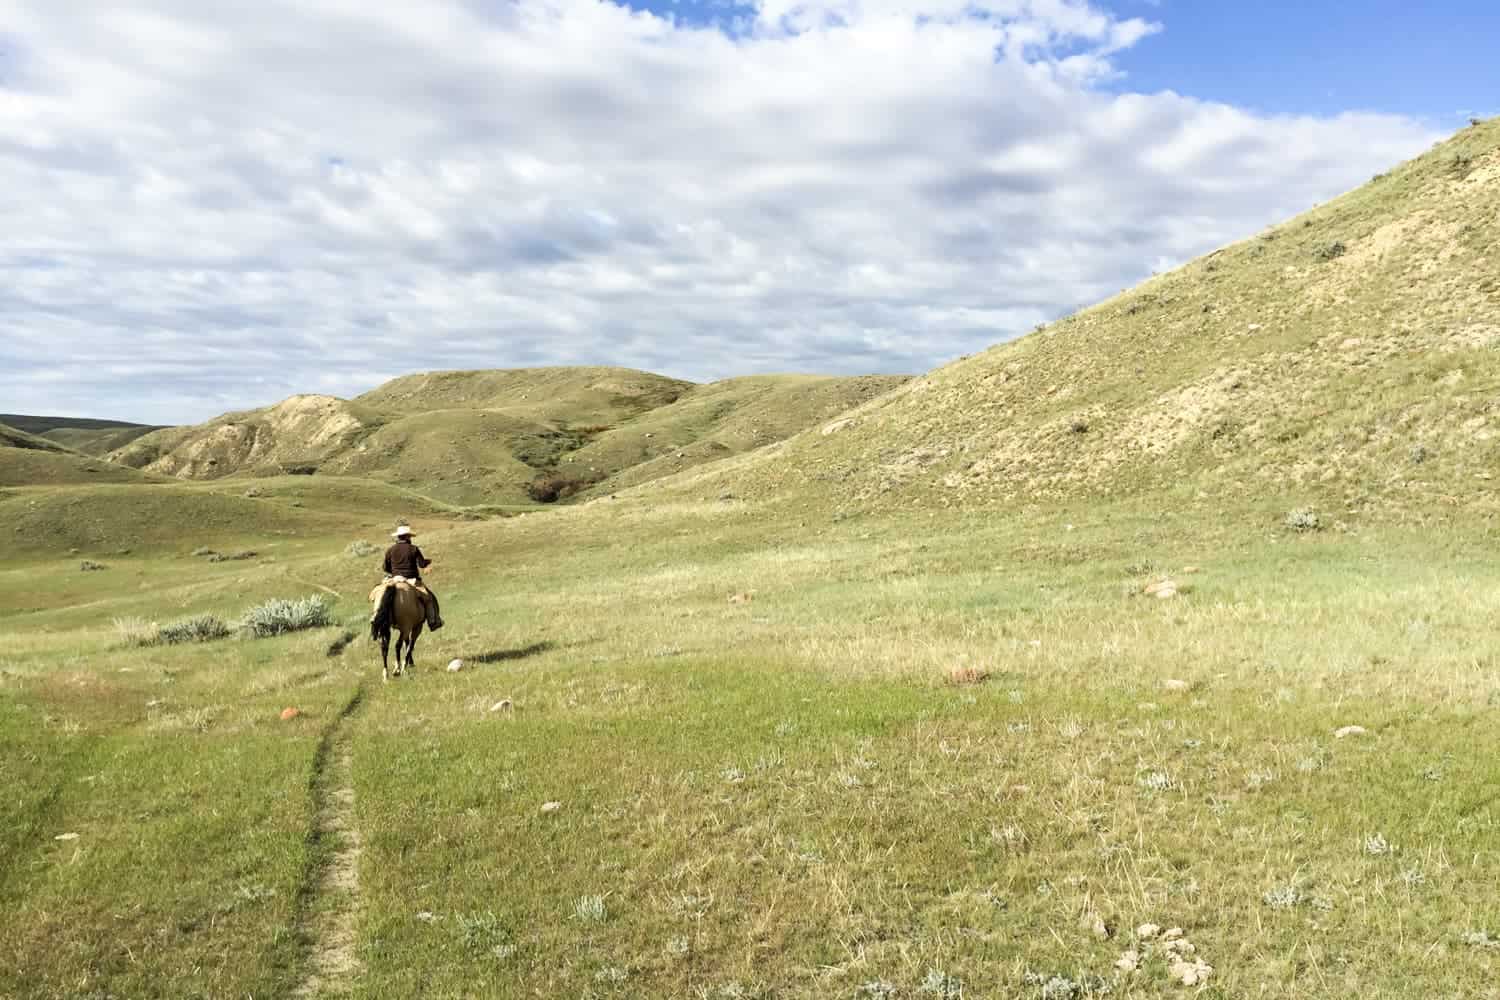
[294,688,366,998]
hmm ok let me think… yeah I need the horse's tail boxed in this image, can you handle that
[370,585,396,641]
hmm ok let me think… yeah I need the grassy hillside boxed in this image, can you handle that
[567,374,911,496]
[0,476,473,562]
[0,421,70,453]
[354,366,692,421]
[678,119,1500,520]
[99,368,912,507]
[0,422,147,487]
[0,413,163,455]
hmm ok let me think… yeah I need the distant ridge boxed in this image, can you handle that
[1,413,166,456]
[99,366,912,506]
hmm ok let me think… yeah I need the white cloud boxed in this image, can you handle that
[0,0,1438,423]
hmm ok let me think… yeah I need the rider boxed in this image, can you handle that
[382,524,444,630]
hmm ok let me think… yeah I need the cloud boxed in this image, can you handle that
[0,0,1438,424]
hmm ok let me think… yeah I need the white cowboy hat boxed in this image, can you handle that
[392,525,414,539]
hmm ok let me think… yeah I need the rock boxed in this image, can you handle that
[1115,950,1140,973]
[54,832,80,841]
[1163,927,1184,941]
[489,699,512,713]
[415,911,438,923]
[1163,679,1190,692]
[1168,958,1213,986]
[1137,923,1161,940]
[540,801,562,814]
[728,592,753,605]
[1334,725,1368,739]
[280,707,300,721]
[1143,579,1179,598]
[447,659,463,672]
[1182,565,1201,574]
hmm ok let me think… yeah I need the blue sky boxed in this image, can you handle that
[1107,1,1499,120]
[0,1,1474,424]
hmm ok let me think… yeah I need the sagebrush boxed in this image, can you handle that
[239,595,334,637]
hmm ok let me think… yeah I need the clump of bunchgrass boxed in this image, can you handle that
[112,616,158,647]
[1284,508,1322,532]
[239,594,333,638]
[453,911,507,953]
[1262,884,1302,910]
[918,968,964,998]
[1364,832,1393,856]
[573,894,608,923]
[1314,241,1347,261]
[345,540,377,558]
[157,615,232,644]
[80,560,107,572]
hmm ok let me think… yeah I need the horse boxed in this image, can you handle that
[370,583,426,682]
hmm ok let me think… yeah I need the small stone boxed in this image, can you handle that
[416,911,438,923]
[1115,950,1140,973]
[1163,927,1183,941]
[1163,679,1190,691]
[1334,725,1368,739]
[54,832,80,841]
[1182,565,1201,574]
[541,801,561,813]
[1143,578,1179,599]
[728,592,753,605]
[1137,923,1161,940]
[1168,958,1213,986]
[489,699,512,713]
[280,707,300,721]
[447,659,463,672]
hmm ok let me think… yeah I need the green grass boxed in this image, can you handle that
[4,491,1500,997]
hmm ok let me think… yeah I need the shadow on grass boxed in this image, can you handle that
[471,641,556,664]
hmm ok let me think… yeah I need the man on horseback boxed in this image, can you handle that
[380,524,444,630]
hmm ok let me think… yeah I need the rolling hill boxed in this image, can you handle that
[0,420,148,487]
[668,118,1500,519]
[0,413,163,455]
[99,367,912,506]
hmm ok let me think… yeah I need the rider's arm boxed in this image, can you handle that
[417,548,432,569]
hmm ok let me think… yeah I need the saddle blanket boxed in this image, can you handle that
[369,577,427,603]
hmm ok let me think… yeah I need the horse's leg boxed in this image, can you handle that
[407,624,422,673]
[380,629,390,684]
[394,630,406,677]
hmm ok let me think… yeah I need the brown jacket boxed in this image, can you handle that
[383,540,430,581]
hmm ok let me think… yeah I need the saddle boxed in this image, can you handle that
[368,577,429,604]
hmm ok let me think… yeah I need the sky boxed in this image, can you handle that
[0,1,1486,425]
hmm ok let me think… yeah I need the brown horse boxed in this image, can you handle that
[370,584,425,682]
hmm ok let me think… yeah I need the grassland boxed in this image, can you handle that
[4,488,1499,998]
